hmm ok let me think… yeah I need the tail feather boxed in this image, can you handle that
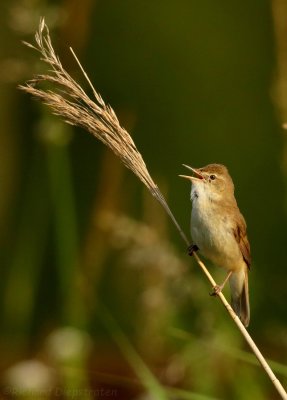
[229,268,250,327]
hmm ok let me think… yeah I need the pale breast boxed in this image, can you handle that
[191,200,243,271]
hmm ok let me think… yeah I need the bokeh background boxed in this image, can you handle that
[0,1,287,399]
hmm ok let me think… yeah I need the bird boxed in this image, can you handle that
[180,163,251,327]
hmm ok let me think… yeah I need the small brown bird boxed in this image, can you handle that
[180,163,251,327]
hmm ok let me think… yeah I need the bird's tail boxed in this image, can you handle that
[229,267,250,327]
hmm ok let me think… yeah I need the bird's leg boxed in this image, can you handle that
[210,271,233,296]
[188,244,199,256]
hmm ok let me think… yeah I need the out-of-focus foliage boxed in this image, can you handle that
[0,0,286,399]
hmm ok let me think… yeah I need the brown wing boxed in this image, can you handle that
[233,212,251,269]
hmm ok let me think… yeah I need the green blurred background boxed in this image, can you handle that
[0,0,287,399]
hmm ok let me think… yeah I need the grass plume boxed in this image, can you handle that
[19,18,188,244]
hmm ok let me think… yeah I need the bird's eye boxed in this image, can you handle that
[210,174,216,180]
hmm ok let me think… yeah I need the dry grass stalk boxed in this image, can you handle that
[20,19,287,400]
[21,19,155,193]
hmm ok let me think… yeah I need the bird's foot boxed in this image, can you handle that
[210,284,223,297]
[209,271,233,296]
[188,244,199,256]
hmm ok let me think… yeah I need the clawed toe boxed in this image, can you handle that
[209,271,233,297]
[209,284,223,297]
[188,244,198,256]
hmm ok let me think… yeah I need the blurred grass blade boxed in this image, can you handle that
[2,145,49,351]
[43,116,82,325]
[169,327,287,378]
[98,305,221,400]
[98,303,168,400]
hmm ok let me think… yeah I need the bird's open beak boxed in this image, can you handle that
[179,164,204,182]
